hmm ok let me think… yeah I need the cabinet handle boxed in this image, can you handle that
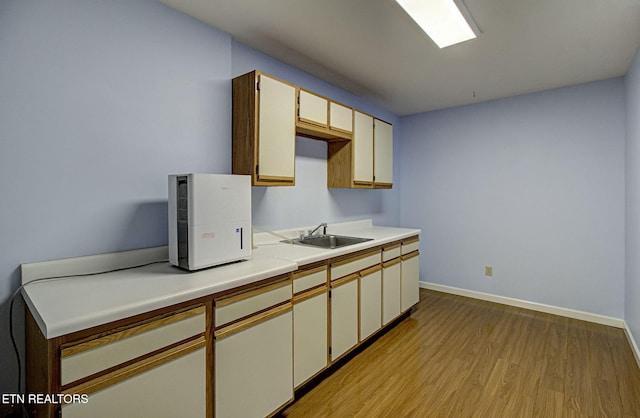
[383,257,402,268]
[293,285,327,303]
[214,303,292,341]
[62,336,206,397]
[401,250,420,261]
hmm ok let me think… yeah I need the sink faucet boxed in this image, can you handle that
[307,222,327,237]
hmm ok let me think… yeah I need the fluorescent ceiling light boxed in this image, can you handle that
[395,0,477,48]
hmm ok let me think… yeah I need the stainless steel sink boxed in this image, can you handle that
[284,234,373,249]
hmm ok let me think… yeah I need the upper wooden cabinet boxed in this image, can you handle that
[328,112,394,189]
[296,90,353,141]
[232,70,297,186]
[232,70,391,189]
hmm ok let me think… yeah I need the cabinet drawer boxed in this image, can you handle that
[382,244,401,262]
[61,306,205,386]
[215,279,292,327]
[402,238,420,255]
[329,102,353,133]
[330,251,381,281]
[293,266,327,294]
[62,341,206,418]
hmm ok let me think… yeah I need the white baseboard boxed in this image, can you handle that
[624,323,640,369]
[419,281,625,328]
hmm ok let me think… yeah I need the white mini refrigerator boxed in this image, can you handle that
[168,173,251,270]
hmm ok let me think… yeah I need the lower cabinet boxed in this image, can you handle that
[213,277,294,418]
[62,342,207,418]
[401,249,420,312]
[293,290,328,387]
[359,265,382,341]
[292,265,329,388]
[330,274,359,361]
[214,308,293,418]
[382,258,402,325]
[27,236,420,418]
[56,306,208,418]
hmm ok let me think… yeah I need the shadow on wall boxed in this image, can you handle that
[1,200,169,399]
[118,201,169,250]
[329,188,384,217]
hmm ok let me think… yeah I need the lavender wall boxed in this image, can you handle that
[626,47,640,350]
[0,0,635,403]
[0,0,400,395]
[400,79,626,318]
[0,0,231,396]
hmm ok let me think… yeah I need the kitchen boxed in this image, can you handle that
[1,0,640,417]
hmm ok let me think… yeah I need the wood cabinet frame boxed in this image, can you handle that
[232,70,392,189]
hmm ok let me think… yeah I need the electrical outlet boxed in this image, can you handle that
[485,266,493,277]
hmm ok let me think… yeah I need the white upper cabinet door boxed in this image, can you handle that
[298,89,328,128]
[258,74,296,181]
[329,102,353,133]
[374,119,393,185]
[353,111,374,185]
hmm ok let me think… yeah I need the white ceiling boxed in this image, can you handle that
[159,0,640,116]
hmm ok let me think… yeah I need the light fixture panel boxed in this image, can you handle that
[395,0,477,48]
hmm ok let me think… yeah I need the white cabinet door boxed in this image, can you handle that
[382,261,402,325]
[299,90,328,127]
[359,268,382,341]
[401,252,420,312]
[258,74,296,181]
[353,111,374,185]
[62,345,206,418]
[374,119,393,185]
[216,310,293,418]
[294,292,328,387]
[330,102,353,133]
[330,279,358,361]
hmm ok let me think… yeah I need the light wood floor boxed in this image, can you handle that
[281,289,640,417]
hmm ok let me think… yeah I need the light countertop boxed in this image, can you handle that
[252,220,421,265]
[22,220,420,339]
[22,256,297,339]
